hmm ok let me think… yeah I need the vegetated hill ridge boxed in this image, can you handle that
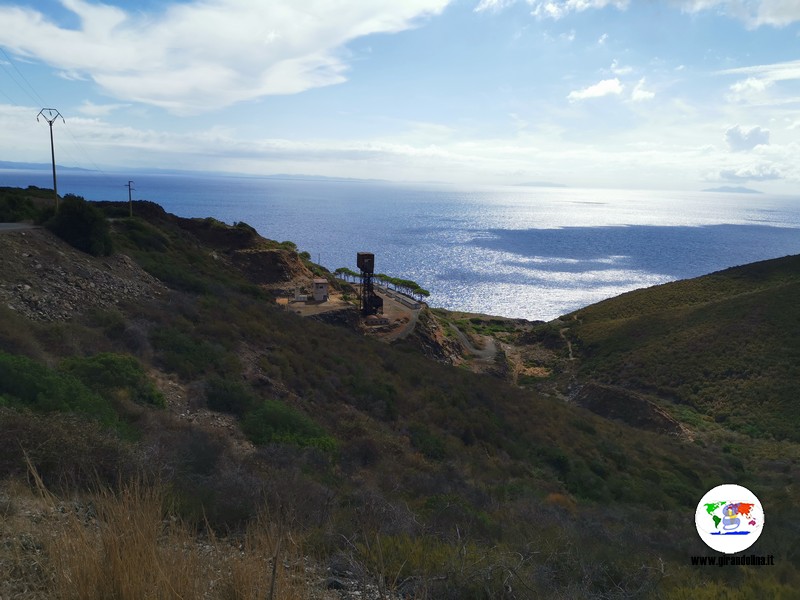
[558,254,800,441]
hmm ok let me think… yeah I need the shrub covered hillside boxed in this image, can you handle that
[1,193,798,599]
[561,255,800,441]
[0,185,55,221]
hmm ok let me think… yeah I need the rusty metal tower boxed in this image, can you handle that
[357,252,383,316]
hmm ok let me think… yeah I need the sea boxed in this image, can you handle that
[3,169,799,321]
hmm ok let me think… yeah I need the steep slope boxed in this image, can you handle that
[561,255,800,441]
[1,195,798,598]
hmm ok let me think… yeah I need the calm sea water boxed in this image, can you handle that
[3,169,800,321]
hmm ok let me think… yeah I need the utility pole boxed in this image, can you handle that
[125,180,135,217]
[36,108,64,210]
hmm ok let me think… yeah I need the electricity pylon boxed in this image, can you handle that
[125,180,135,217]
[37,108,64,210]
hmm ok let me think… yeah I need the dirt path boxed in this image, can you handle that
[559,327,575,360]
[450,323,497,361]
[149,369,256,457]
[380,292,422,341]
[0,223,39,233]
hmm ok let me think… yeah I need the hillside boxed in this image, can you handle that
[1,190,798,599]
[558,255,800,441]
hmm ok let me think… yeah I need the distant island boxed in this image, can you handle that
[702,186,762,194]
[0,160,395,184]
[0,160,95,173]
[261,173,389,183]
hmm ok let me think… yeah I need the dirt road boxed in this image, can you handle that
[450,323,497,361]
[0,223,39,233]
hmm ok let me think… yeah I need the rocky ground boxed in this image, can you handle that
[0,228,165,322]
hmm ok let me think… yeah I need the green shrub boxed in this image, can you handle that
[34,204,56,225]
[241,399,336,451]
[137,256,211,293]
[409,424,447,460]
[46,194,114,256]
[535,445,571,475]
[0,190,38,221]
[354,534,511,599]
[204,374,257,416]
[60,353,165,407]
[151,327,230,379]
[0,408,132,488]
[117,217,171,251]
[0,352,118,426]
[234,221,257,234]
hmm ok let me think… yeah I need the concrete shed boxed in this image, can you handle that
[313,278,329,302]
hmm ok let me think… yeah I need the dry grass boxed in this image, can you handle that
[2,462,311,600]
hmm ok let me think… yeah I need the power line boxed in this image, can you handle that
[0,55,19,105]
[0,85,16,105]
[0,47,113,184]
[62,119,110,177]
[3,48,120,191]
[0,47,47,106]
[0,62,32,105]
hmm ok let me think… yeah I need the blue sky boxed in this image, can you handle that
[0,0,799,191]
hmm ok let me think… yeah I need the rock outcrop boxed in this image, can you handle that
[572,382,687,436]
[403,308,463,365]
[232,248,313,284]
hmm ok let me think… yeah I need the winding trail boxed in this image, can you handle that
[559,327,575,361]
[450,323,497,361]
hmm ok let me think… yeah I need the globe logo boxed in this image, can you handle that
[695,484,764,553]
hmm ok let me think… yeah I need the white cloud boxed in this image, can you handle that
[598,33,608,45]
[675,0,800,27]
[724,125,770,152]
[57,70,89,82]
[475,0,517,11]
[77,100,130,117]
[631,78,655,102]
[722,60,800,104]
[721,59,800,83]
[478,0,800,26]
[567,78,623,102]
[0,0,451,115]
[728,77,772,102]
[752,0,800,26]
[531,0,629,20]
[719,163,782,182]
[610,59,633,75]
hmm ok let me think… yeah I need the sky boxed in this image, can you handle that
[0,0,799,192]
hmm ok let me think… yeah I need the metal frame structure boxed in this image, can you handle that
[357,252,383,316]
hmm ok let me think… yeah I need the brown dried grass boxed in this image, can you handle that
[14,458,309,600]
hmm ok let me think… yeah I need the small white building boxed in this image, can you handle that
[312,278,329,302]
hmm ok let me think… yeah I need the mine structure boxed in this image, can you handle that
[357,252,383,316]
